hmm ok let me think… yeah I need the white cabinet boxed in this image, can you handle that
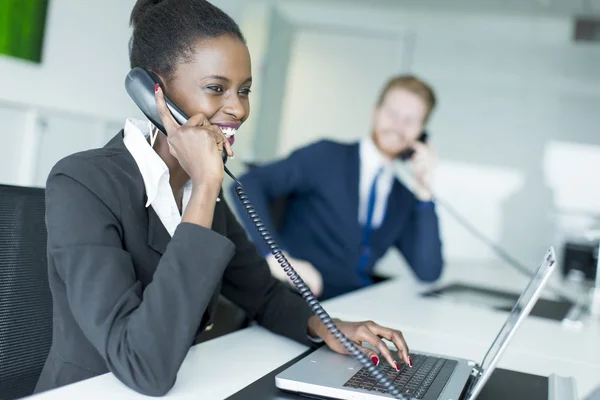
[0,107,29,186]
[0,102,122,188]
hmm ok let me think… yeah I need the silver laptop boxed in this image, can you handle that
[275,247,557,400]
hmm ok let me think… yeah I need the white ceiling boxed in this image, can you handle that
[315,0,600,17]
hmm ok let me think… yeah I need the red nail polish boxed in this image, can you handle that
[371,356,379,366]
[394,361,400,371]
[154,83,159,92]
[409,357,413,367]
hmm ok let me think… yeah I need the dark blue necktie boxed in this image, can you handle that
[356,168,382,286]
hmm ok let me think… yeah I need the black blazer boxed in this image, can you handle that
[34,132,315,396]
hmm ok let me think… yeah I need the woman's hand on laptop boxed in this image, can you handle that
[307,317,412,371]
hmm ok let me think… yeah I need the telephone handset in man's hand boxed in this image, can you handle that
[125,67,228,165]
[397,131,429,161]
[124,68,409,399]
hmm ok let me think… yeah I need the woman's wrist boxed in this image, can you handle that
[181,184,220,228]
[307,315,322,339]
[191,181,221,200]
[307,316,341,340]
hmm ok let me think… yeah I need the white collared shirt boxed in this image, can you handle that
[358,136,396,229]
[123,118,194,237]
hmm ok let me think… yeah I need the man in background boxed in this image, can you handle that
[230,75,444,299]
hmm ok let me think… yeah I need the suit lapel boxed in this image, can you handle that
[105,131,171,256]
[147,206,171,255]
[146,190,228,256]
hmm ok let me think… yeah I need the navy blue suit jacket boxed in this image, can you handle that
[230,139,443,299]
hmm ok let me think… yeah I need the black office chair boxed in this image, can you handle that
[0,184,53,400]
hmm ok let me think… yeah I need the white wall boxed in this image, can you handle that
[238,0,600,269]
[0,0,138,187]
[401,8,600,267]
[0,0,138,120]
[0,0,246,187]
[0,0,246,119]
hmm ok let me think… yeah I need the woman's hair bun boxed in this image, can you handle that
[130,0,166,28]
[128,0,245,79]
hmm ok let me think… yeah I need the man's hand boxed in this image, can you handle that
[307,316,412,370]
[266,252,324,297]
[409,141,436,201]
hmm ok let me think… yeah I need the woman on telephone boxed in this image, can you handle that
[34,0,412,396]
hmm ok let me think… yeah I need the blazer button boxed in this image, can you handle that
[205,323,214,331]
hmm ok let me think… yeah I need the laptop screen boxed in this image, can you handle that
[468,247,556,399]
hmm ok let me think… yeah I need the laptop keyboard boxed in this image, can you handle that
[343,354,457,399]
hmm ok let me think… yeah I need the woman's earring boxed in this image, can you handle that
[150,128,159,148]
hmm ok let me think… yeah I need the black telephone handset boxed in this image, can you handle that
[125,67,228,165]
[397,131,428,161]
[124,68,408,399]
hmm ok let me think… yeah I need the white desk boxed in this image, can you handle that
[325,264,600,368]
[29,262,600,399]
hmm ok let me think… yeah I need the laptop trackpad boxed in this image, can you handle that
[277,346,359,387]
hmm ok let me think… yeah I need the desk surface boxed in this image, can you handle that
[29,261,600,399]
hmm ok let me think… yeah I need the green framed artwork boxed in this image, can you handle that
[0,0,49,63]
